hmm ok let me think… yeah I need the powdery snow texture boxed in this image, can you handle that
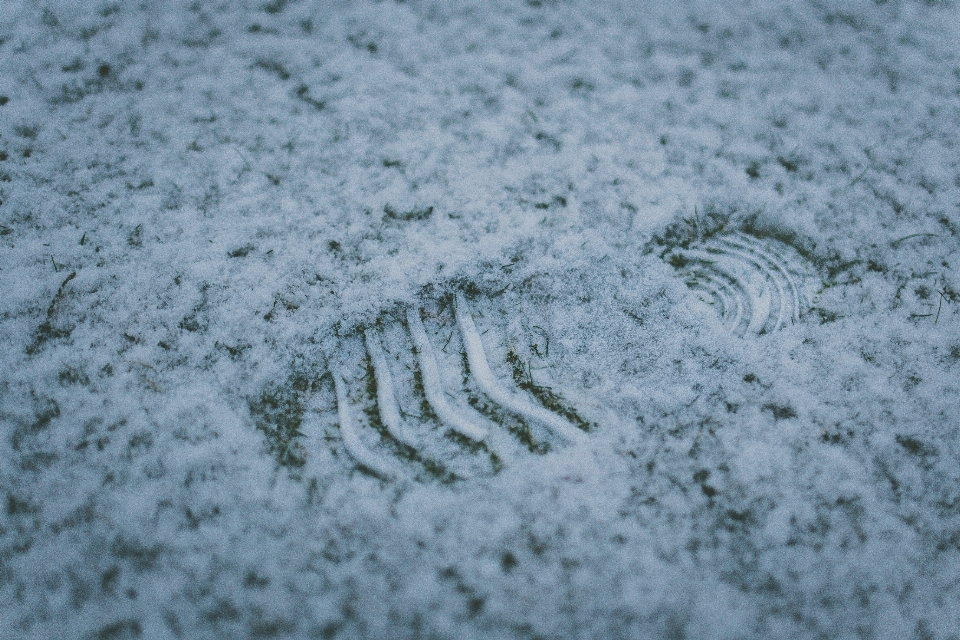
[2,1,960,639]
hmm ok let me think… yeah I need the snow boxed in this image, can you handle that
[1,0,960,638]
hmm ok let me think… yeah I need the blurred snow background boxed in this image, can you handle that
[1,0,959,638]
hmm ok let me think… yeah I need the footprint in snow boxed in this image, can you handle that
[662,231,818,336]
[273,229,820,481]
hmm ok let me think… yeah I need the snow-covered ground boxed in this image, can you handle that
[2,1,960,637]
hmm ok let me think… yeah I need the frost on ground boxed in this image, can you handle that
[1,1,959,638]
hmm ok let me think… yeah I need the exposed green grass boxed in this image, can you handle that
[25,271,76,355]
[505,350,594,433]
[383,204,434,222]
[653,205,732,252]
[461,352,548,454]
[248,375,312,468]
[444,430,503,474]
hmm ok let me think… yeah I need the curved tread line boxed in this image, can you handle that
[681,250,752,335]
[679,252,754,336]
[685,270,745,335]
[683,269,733,329]
[717,234,799,324]
[686,279,728,319]
[333,371,401,479]
[455,294,588,445]
[406,307,489,442]
[364,328,417,448]
[720,233,805,324]
[731,232,807,323]
[702,242,785,333]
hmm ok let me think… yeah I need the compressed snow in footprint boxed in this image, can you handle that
[1,1,960,638]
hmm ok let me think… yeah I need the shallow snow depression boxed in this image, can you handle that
[2,1,960,638]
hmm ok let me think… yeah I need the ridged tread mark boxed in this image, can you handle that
[709,237,786,331]
[332,352,474,483]
[678,252,754,336]
[333,370,402,479]
[665,231,815,336]
[323,295,591,481]
[406,306,489,442]
[455,294,587,445]
[364,329,417,448]
[719,233,805,325]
